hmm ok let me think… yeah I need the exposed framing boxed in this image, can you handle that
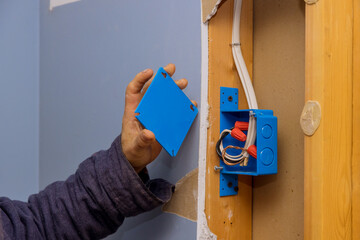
[199,0,253,239]
[352,1,360,239]
[305,0,355,239]
[199,0,359,239]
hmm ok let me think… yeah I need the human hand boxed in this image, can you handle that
[121,64,197,173]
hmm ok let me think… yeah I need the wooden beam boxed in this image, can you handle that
[304,0,353,239]
[205,0,253,239]
[352,0,360,239]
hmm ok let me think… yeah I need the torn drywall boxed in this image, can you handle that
[162,168,198,222]
[201,0,227,23]
[196,17,217,239]
[197,212,217,240]
[49,0,81,11]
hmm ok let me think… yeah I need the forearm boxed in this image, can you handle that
[0,135,173,240]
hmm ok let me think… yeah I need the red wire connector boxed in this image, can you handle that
[234,121,249,130]
[247,145,257,159]
[231,128,247,142]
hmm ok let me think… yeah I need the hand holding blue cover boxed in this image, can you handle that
[135,68,198,156]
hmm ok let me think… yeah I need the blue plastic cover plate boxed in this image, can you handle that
[135,67,198,156]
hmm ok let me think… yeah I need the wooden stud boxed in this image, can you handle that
[305,0,353,239]
[205,0,253,239]
[352,0,360,239]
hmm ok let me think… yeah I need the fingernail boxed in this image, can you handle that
[142,69,150,73]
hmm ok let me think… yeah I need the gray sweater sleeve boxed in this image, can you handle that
[0,135,174,240]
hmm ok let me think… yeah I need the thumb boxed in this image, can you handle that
[134,129,155,150]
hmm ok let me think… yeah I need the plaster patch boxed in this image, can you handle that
[300,100,321,136]
[304,0,318,4]
[228,210,233,220]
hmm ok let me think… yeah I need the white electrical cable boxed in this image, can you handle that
[220,0,258,163]
[232,0,258,110]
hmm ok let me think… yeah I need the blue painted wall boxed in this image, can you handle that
[0,0,39,201]
[39,0,200,239]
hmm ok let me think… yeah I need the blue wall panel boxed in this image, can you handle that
[40,1,200,239]
[0,0,39,201]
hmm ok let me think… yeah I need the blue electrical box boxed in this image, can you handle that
[219,87,277,196]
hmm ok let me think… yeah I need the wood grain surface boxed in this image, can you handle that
[205,0,253,239]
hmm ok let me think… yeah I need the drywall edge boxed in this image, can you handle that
[197,14,217,239]
[201,0,227,23]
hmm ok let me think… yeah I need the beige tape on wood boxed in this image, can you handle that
[162,168,198,222]
[304,0,318,5]
[300,101,321,136]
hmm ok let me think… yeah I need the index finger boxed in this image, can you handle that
[163,63,176,77]
[141,63,177,94]
[126,68,154,94]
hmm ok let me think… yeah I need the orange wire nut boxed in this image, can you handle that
[234,121,249,130]
[247,145,257,159]
[230,128,247,142]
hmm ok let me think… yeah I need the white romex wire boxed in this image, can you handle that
[226,0,258,161]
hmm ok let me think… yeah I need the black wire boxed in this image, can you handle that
[215,130,229,158]
[216,128,245,164]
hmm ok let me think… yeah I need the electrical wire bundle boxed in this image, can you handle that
[216,122,257,166]
[217,0,259,166]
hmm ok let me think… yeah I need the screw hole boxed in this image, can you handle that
[235,92,237,95]
[161,72,167,78]
[222,92,224,95]
[228,182,233,188]
[234,186,239,192]
[228,96,233,102]
[222,102,224,104]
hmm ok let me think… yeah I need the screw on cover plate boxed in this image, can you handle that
[214,166,223,171]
